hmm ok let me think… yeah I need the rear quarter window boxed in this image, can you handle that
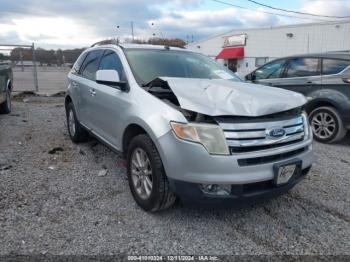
[322,59,350,75]
[71,52,87,75]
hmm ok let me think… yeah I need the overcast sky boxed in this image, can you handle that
[0,0,349,49]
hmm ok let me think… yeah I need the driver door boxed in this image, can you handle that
[88,49,130,149]
[251,59,287,87]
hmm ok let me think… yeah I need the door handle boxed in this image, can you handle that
[72,81,79,87]
[307,81,314,84]
[89,89,96,96]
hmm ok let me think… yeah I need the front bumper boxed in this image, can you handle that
[156,130,313,185]
[168,166,311,206]
[155,130,313,204]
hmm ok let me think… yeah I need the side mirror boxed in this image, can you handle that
[245,73,256,82]
[251,73,256,81]
[96,69,127,91]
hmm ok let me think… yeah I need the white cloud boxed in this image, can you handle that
[152,7,279,40]
[1,0,348,49]
[301,0,350,17]
[0,16,101,48]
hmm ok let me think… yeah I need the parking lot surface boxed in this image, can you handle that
[0,97,349,255]
[13,67,69,95]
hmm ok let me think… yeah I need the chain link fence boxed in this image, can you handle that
[0,44,38,93]
[0,44,84,95]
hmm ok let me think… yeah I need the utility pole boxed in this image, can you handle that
[131,21,134,42]
[32,43,39,92]
[19,49,24,72]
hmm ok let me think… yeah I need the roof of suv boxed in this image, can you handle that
[91,43,189,52]
[286,52,350,60]
[120,43,188,51]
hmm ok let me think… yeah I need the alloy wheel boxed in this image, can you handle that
[68,109,76,137]
[130,148,153,200]
[311,112,336,140]
[6,91,11,111]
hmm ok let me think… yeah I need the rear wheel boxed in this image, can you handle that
[127,134,176,212]
[66,102,89,143]
[309,106,347,143]
[0,89,11,114]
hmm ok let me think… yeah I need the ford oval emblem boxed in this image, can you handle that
[267,127,286,139]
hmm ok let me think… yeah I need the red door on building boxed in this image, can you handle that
[228,59,238,72]
[216,47,244,73]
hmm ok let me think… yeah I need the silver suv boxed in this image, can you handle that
[65,44,313,211]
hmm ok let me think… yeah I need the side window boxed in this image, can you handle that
[254,59,286,80]
[322,59,350,75]
[71,52,87,75]
[285,58,320,78]
[81,50,103,81]
[99,50,126,81]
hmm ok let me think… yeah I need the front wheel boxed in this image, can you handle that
[127,134,176,212]
[309,106,347,143]
[0,89,11,114]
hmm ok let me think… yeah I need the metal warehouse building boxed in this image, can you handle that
[186,20,350,77]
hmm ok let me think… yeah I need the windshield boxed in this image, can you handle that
[124,49,242,86]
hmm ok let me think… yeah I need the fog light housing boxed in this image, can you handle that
[200,184,231,196]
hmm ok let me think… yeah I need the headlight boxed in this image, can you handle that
[302,111,312,139]
[170,122,229,155]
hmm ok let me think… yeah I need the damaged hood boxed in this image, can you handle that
[159,77,307,117]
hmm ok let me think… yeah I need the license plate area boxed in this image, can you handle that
[273,159,302,186]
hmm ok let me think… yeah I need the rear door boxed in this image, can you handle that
[277,57,321,96]
[78,49,104,128]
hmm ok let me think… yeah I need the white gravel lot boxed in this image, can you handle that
[0,97,349,256]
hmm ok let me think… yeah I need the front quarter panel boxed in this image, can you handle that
[116,83,188,151]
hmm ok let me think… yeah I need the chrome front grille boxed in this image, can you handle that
[217,115,305,153]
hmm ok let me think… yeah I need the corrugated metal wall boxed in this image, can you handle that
[187,21,350,77]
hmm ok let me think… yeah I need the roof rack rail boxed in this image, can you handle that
[91,39,119,47]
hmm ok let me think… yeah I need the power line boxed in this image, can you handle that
[244,0,350,19]
[211,0,339,22]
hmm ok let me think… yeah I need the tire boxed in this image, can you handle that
[0,89,11,114]
[65,102,89,143]
[309,106,347,143]
[127,134,176,212]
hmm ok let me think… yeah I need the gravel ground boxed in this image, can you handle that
[0,97,349,256]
